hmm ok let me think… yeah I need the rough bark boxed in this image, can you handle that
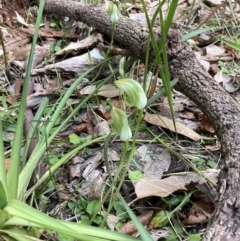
[44,0,240,240]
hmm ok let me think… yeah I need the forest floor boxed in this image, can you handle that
[1,0,240,240]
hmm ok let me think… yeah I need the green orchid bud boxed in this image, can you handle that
[110,106,132,141]
[114,79,147,109]
[107,2,119,24]
[119,57,125,78]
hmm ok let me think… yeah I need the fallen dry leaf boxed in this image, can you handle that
[199,114,215,133]
[206,44,225,57]
[182,200,214,225]
[135,170,219,198]
[69,156,84,179]
[214,70,224,84]
[135,145,171,179]
[205,141,221,151]
[100,212,121,231]
[86,107,95,136]
[184,170,219,185]
[192,33,215,47]
[144,112,214,141]
[78,171,105,200]
[9,44,41,61]
[75,122,88,133]
[110,99,125,110]
[31,48,112,77]
[148,228,169,241]
[56,184,70,201]
[179,112,196,120]
[55,33,104,56]
[135,176,187,198]
[94,120,111,137]
[5,158,11,171]
[19,25,78,40]
[15,11,28,27]
[214,70,236,93]
[120,211,153,235]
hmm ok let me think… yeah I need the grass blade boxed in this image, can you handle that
[7,0,46,200]
[0,120,8,207]
[5,200,141,241]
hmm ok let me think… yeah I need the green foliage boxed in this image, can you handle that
[58,233,75,241]
[68,198,88,215]
[1,0,225,240]
[182,26,223,41]
[114,201,129,220]
[0,2,143,241]
[165,227,178,241]
[140,0,178,133]
[162,195,185,207]
[68,133,92,145]
[207,160,218,169]
[128,171,143,181]
[191,156,218,169]
[80,215,91,225]
[188,234,202,241]
[87,200,101,216]
[218,60,240,77]
[150,210,170,228]
[4,200,139,241]
[54,39,63,52]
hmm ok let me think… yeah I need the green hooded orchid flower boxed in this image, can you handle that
[110,107,132,141]
[114,79,147,109]
[107,2,119,24]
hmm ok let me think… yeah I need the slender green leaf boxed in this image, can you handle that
[0,181,8,209]
[19,58,138,198]
[227,0,237,25]
[0,233,15,241]
[3,216,40,228]
[7,0,46,201]
[164,0,179,34]
[18,65,103,198]
[118,195,153,241]
[1,227,40,241]
[141,0,177,133]
[21,66,124,199]
[0,209,11,226]
[158,3,177,134]
[217,37,240,51]
[0,120,8,207]
[5,200,141,241]
[182,26,224,41]
[24,135,106,199]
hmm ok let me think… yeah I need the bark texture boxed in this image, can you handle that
[44,0,240,240]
